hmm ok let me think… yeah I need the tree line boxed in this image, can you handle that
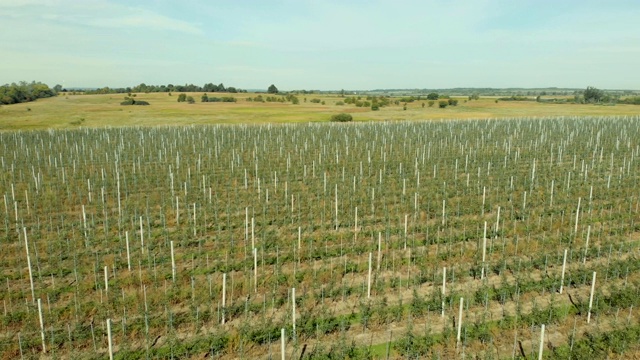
[0,81,58,105]
[85,83,247,95]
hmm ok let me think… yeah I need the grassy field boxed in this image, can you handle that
[1,92,640,130]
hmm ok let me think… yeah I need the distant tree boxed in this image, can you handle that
[331,113,353,122]
[426,92,439,100]
[439,100,448,108]
[584,86,604,103]
[177,93,187,102]
[201,93,209,102]
[268,84,279,94]
[187,96,195,104]
[53,84,63,94]
[448,99,458,106]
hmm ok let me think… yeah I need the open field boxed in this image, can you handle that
[1,92,640,130]
[1,117,640,359]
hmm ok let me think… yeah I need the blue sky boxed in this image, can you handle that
[1,0,639,90]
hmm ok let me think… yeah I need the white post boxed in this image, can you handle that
[250,217,255,250]
[23,227,35,304]
[221,273,226,325]
[104,266,109,293]
[587,271,596,324]
[442,267,446,317]
[175,196,179,225]
[107,318,114,360]
[481,221,487,280]
[560,249,567,294]
[139,216,144,255]
[335,184,339,230]
[367,252,372,299]
[583,225,591,264]
[292,288,296,332]
[377,232,382,271]
[170,241,176,283]
[354,207,358,235]
[574,197,581,236]
[254,248,258,293]
[125,231,131,271]
[281,328,286,360]
[456,297,464,347]
[37,298,46,353]
[538,324,545,360]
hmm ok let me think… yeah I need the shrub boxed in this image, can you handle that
[448,99,458,106]
[177,93,187,102]
[439,100,448,108]
[187,96,195,104]
[331,113,353,122]
[428,100,435,107]
[371,104,379,111]
[310,98,322,103]
[335,101,344,106]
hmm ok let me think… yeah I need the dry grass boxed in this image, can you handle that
[1,92,639,130]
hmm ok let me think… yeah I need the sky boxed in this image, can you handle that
[1,0,639,90]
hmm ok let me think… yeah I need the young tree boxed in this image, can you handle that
[427,92,439,100]
[268,84,279,94]
[584,86,604,103]
[177,93,187,102]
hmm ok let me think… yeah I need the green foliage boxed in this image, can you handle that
[177,93,187,102]
[120,97,150,105]
[448,98,459,106]
[201,93,209,102]
[584,86,604,103]
[428,100,435,107]
[331,113,353,122]
[426,92,439,100]
[310,98,322,103]
[468,94,480,100]
[0,81,55,104]
[438,100,448,108]
[187,96,195,104]
[268,84,279,94]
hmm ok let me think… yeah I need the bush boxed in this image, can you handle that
[121,97,150,106]
[331,113,353,122]
[187,96,195,104]
[310,98,322,103]
[177,93,187,102]
[448,99,458,106]
[439,100,448,108]
[428,100,435,107]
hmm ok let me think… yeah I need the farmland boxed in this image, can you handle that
[2,117,640,359]
[3,91,640,130]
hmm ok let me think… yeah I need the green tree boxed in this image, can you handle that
[584,86,604,103]
[201,93,209,102]
[427,92,439,100]
[186,96,195,104]
[177,93,187,102]
[331,113,353,122]
[268,84,278,94]
[438,100,448,108]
